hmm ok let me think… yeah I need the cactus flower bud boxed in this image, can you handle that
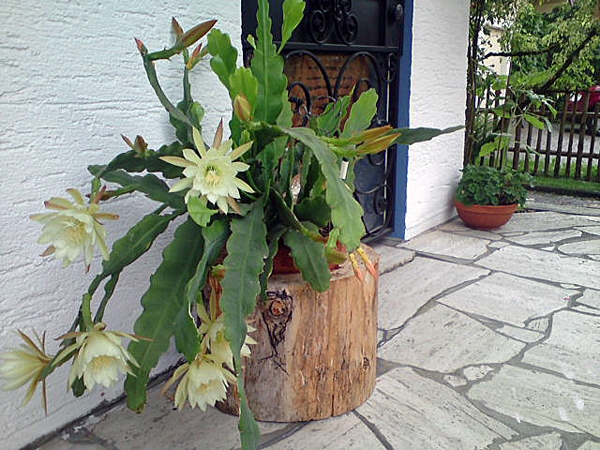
[233,94,253,122]
[171,17,184,39]
[186,43,205,70]
[180,19,217,49]
[134,38,147,55]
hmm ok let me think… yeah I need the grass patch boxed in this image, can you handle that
[533,175,600,196]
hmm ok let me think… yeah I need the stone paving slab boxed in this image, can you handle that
[400,229,491,260]
[577,225,600,236]
[579,289,600,309]
[438,272,573,327]
[495,324,545,343]
[438,219,503,240]
[522,310,600,385]
[496,211,600,233]
[379,304,526,372]
[371,243,415,274]
[377,256,488,330]
[265,414,385,450]
[559,239,600,256]
[476,245,600,290]
[468,365,600,436]
[504,229,582,246]
[356,367,516,450]
[39,387,287,450]
[499,432,563,450]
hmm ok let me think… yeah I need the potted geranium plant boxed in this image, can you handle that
[0,1,457,448]
[454,164,533,229]
[457,72,550,229]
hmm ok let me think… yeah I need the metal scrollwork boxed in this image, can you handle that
[242,0,404,240]
[308,0,358,45]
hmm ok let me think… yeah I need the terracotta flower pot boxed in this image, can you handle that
[272,242,345,274]
[453,199,518,230]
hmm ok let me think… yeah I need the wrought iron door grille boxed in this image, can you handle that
[242,0,404,240]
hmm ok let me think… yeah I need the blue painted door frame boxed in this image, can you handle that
[391,0,413,240]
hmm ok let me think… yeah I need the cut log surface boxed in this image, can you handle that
[218,245,379,422]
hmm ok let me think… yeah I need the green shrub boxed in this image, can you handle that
[455,165,533,207]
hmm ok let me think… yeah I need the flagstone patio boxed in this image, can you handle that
[32,193,600,450]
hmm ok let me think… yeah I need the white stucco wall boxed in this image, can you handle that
[0,1,240,449]
[403,0,470,239]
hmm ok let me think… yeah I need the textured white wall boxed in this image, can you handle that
[0,1,240,449]
[403,0,470,239]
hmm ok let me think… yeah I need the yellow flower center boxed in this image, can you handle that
[64,218,87,245]
[89,355,116,372]
[203,165,222,187]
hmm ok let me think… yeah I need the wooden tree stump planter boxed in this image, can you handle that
[218,245,379,422]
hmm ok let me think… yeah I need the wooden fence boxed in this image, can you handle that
[479,90,600,181]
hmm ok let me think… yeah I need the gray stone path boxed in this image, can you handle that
[33,198,600,450]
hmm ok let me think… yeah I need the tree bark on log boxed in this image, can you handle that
[218,245,379,422]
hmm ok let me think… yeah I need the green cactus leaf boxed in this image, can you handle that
[284,229,330,291]
[251,0,288,123]
[124,218,204,411]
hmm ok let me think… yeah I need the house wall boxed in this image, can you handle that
[401,0,470,239]
[0,1,240,449]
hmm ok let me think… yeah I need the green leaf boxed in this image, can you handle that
[124,218,204,411]
[173,305,201,362]
[187,196,217,227]
[277,88,294,127]
[257,137,287,190]
[221,200,267,450]
[221,200,267,354]
[89,151,147,175]
[280,126,365,250]
[170,100,192,144]
[251,0,288,123]
[89,141,186,180]
[315,95,352,135]
[238,388,261,450]
[295,196,330,227]
[175,220,228,362]
[340,89,378,138]
[93,272,120,323]
[284,229,330,291]
[280,0,305,51]
[98,213,175,279]
[259,226,287,295]
[185,220,229,306]
[524,113,545,129]
[207,29,238,91]
[147,142,186,178]
[393,125,463,146]
[229,67,259,106]
[99,171,184,210]
[189,101,205,132]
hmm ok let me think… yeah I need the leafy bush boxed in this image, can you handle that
[455,165,533,207]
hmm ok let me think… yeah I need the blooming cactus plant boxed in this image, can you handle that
[0,0,458,448]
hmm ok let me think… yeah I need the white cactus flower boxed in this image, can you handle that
[56,323,140,391]
[161,122,254,214]
[162,354,236,411]
[30,188,118,270]
[0,330,51,409]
